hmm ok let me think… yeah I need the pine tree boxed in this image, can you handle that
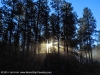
[0,8,3,55]
[78,7,96,63]
[97,30,100,44]
[49,14,58,53]
[1,0,17,59]
[14,0,25,58]
[61,1,77,54]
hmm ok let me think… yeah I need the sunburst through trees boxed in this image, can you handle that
[0,0,99,75]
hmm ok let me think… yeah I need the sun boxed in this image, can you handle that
[46,42,52,53]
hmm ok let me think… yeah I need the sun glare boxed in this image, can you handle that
[46,42,52,53]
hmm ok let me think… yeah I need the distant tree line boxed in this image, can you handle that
[0,0,97,63]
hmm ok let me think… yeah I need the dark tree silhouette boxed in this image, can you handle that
[78,7,96,63]
[61,2,77,54]
[49,14,58,53]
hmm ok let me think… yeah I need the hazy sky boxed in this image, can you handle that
[0,0,100,31]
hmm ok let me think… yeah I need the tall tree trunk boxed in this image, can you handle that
[85,49,88,63]
[35,0,40,54]
[89,36,92,62]
[58,36,59,54]
[67,42,68,54]
[80,43,82,63]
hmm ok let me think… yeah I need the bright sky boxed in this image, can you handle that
[0,0,100,31]
[66,0,100,31]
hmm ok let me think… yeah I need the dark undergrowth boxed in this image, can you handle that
[0,53,100,75]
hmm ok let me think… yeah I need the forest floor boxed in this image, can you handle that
[0,52,100,75]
